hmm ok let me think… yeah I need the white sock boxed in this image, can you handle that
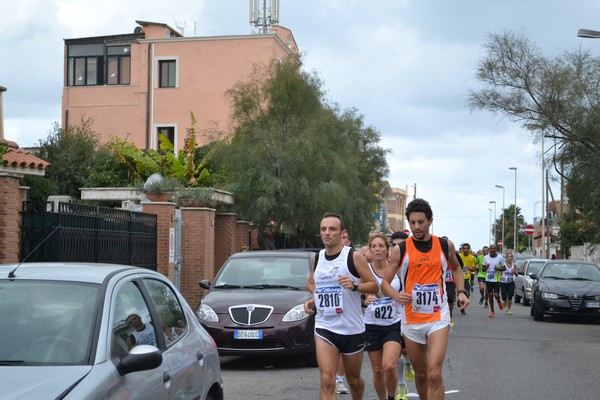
[397,359,407,386]
[401,354,411,365]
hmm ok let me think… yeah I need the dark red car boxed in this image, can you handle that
[197,250,316,366]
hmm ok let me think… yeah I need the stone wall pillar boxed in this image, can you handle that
[180,207,215,308]
[215,213,237,274]
[235,220,251,251]
[0,174,23,263]
[142,201,176,280]
[249,223,260,250]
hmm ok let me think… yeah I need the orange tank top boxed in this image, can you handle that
[401,236,450,324]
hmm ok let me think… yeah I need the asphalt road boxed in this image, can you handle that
[220,296,600,399]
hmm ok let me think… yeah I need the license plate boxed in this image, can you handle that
[585,301,600,308]
[234,329,263,339]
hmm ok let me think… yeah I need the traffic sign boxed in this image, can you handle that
[524,224,535,236]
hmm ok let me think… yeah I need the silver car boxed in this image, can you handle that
[0,263,223,399]
[515,259,547,306]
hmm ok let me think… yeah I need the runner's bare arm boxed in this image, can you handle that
[304,260,316,313]
[381,244,411,304]
[351,250,379,294]
[449,239,470,309]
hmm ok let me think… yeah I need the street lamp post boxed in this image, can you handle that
[488,208,493,245]
[495,184,505,252]
[489,201,496,245]
[509,167,518,252]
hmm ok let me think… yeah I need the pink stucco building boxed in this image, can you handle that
[62,20,299,150]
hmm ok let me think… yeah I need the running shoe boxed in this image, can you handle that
[460,308,466,315]
[489,311,495,318]
[484,303,489,308]
[507,310,513,315]
[335,380,349,394]
[479,298,484,305]
[450,319,455,327]
[498,301,504,311]
[395,383,409,400]
[405,363,415,382]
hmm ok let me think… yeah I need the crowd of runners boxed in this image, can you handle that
[305,198,520,400]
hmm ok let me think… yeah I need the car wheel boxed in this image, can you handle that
[304,351,318,368]
[532,302,544,321]
[523,297,530,307]
[514,292,521,304]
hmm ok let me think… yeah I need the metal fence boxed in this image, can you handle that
[21,201,157,270]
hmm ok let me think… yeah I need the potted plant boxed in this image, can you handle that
[174,187,217,208]
[141,174,181,202]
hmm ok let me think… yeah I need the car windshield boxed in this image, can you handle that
[527,261,546,276]
[214,256,310,290]
[0,280,99,366]
[541,263,600,281]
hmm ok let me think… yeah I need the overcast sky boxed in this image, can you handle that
[2,0,600,250]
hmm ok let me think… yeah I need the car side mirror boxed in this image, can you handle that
[199,279,211,290]
[529,273,537,280]
[116,344,162,376]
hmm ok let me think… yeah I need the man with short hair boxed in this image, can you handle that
[382,199,470,400]
[459,243,477,314]
[483,244,505,317]
[305,213,378,400]
[476,246,490,307]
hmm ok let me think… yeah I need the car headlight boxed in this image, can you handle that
[282,304,310,322]
[197,304,219,322]
[541,292,559,299]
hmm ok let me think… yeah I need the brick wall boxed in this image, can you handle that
[214,213,237,275]
[180,207,215,308]
[235,220,250,251]
[0,175,22,263]
[141,201,176,280]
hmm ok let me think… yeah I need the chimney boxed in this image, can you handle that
[0,86,6,140]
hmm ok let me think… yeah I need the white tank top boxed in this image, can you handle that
[363,263,402,326]
[313,246,364,335]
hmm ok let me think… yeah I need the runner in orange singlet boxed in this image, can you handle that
[381,198,470,400]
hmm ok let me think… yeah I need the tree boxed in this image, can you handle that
[217,58,389,248]
[22,119,128,202]
[468,31,600,243]
[495,205,525,252]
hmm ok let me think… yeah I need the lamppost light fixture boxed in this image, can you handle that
[578,28,600,38]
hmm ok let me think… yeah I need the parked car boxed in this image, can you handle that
[197,250,317,366]
[0,263,223,400]
[530,260,600,321]
[514,253,535,271]
[514,258,547,306]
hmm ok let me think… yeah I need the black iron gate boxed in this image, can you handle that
[21,201,157,270]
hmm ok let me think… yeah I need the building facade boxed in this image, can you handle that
[62,20,299,150]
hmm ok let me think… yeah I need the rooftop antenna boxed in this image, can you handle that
[249,0,279,34]
[175,21,186,36]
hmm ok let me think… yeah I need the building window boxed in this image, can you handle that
[67,43,130,86]
[156,126,176,150]
[69,56,103,86]
[107,46,131,85]
[159,60,177,88]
